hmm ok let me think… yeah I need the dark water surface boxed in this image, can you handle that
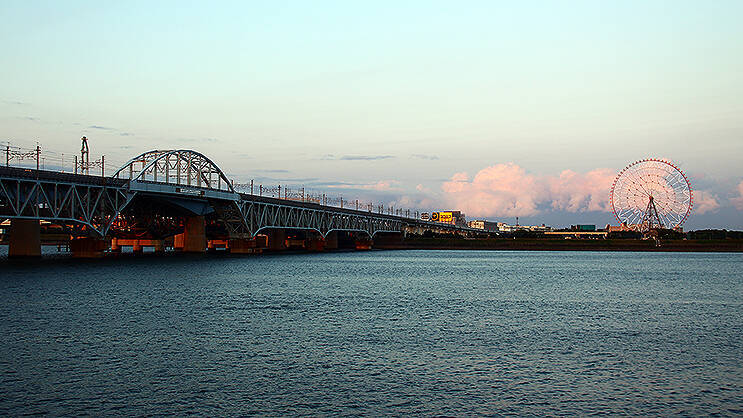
[0,250,741,415]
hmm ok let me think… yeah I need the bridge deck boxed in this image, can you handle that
[0,166,477,233]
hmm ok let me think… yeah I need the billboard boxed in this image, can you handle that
[430,212,453,223]
[420,212,430,221]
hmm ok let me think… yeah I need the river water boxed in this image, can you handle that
[0,250,741,415]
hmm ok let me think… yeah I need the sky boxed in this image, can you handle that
[1,1,742,229]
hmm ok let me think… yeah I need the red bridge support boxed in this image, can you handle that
[267,229,286,251]
[111,238,165,254]
[324,231,338,250]
[174,216,207,253]
[70,238,108,258]
[8,219,41,258]
[229,238,265,254]
[305,238,325,252]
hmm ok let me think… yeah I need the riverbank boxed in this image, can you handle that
[376,237,743,252]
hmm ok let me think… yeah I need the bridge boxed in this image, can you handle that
[0,149,476,257]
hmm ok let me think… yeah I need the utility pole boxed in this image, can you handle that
[35,144,41,171]
[80,136,90,175]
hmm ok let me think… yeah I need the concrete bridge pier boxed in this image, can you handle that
[8,219,41,258]
[110,238,122,254]
[228,238,255,254]
[372,232,404,249]
[70,238,108,258]
[132,241,143,255]
[355,237,373,251]
[228,235,267,254]
[208,239,229,252]
[267,229,287,251]
[111,238,165,254]
[177,216,207,253]
[305,237,325,252]
[324,231,339,250]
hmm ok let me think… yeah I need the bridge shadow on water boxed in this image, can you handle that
[0,246,374,271]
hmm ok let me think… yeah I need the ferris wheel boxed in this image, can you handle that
[610,159,693,231]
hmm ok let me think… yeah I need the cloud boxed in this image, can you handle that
[20,116,39,121]
[410,154,439,160]
[88,125,114,130]
[327,180,400,191]
[693,190,720,214]
[731,181,743,211]
[390,194,438,211]
[254,169,290,173]
[442,163,616,217]
[548,168,615,212]
[339,155,394,161]
[321,154,395,161]
[119,132,134,136]
[178,137,218,143]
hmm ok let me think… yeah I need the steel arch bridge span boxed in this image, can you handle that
[112,150,235,195]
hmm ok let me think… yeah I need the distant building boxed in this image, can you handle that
[571,224,596,232]
[498,222,551,232]
[468,220,499,231]
[605,222,635,232]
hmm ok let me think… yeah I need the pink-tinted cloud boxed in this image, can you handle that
[415,183,432,193]
[731,181,743,211]
[442,163,542,216]
[694,190,720,214]
[442,163,616,217]
[548,168,615,213]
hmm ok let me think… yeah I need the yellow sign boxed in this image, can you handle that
[431,212,439,221]
[439,212,453,222]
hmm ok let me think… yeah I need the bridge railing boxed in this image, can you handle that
[231,182,422,219]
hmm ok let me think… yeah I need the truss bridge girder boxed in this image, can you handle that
[235,201,404,239]
[0,173,133,237]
